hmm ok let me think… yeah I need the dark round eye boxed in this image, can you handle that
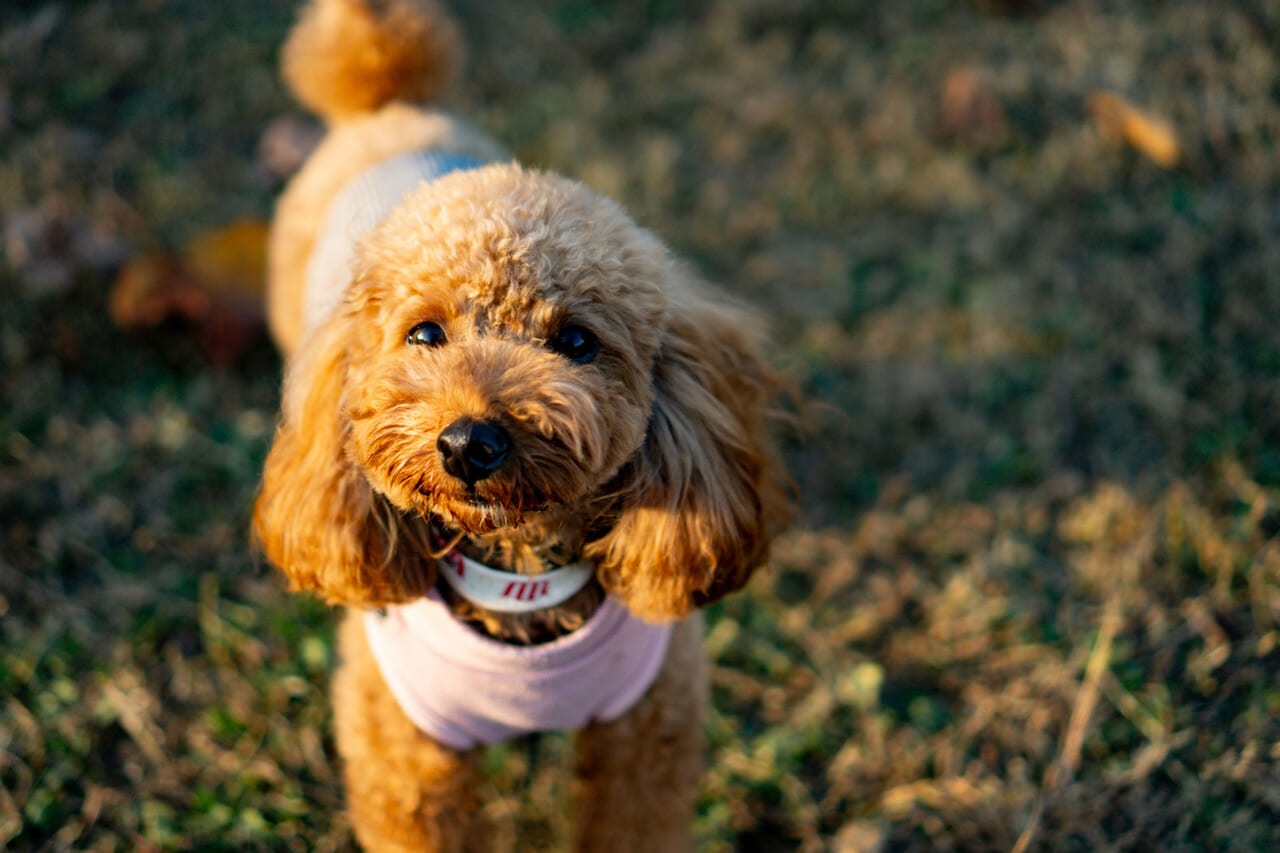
[407,321,446,347]
[549,324,600,363]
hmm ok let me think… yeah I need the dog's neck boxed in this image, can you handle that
[431,518,607,645]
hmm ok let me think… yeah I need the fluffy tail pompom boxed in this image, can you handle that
[281,0,461,124]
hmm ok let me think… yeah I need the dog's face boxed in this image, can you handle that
[341,166,668,533]
[256,163,777,618]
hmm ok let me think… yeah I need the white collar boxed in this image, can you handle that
[435,546,594,614]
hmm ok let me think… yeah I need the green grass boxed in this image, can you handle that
[3,0,1280,849]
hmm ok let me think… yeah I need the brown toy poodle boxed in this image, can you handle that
[253,1,785,849]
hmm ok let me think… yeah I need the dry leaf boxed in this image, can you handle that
[108,254,207,328]
[7,201,128,297]
[940,67,1008,151]
[109,219,268,364]
[182,218,268,301]
[1088,91,1181,168]
[256,114,323,180]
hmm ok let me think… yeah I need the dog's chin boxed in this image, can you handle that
[432,498,521,534]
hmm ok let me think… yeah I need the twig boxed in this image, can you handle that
[1010,597,1123,853]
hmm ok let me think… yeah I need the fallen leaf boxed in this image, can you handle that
[182,218,268,302]
[256,115,323,180]
[109,219,268,364]
[108,253,207,328]
[6,201,128,297]
[1088,91,1181,168]
[939,67,1008,151]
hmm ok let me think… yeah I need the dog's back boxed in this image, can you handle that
[267,0,504,356]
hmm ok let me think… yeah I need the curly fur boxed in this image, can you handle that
[253,1,785,849]
[282,0,460,123]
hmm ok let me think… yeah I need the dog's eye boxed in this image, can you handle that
[407,321,447,347]
[549,324,600,363]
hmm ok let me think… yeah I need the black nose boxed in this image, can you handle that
[437,418,512,484]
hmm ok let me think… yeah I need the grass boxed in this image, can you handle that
[3,0,1280,849]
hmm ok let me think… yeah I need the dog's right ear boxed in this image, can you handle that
[253,310,433,606]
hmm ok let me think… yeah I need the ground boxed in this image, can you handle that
[2,0,1279,850]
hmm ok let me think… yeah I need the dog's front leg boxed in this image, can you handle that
[333,612,481,853]
[573,613,707,853]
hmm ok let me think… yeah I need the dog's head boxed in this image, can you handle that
[254,164,780,620]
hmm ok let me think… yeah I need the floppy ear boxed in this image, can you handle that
[253,309,433,606]
[587,273,784,622]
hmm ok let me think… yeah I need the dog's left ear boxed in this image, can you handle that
[587,268,784,622]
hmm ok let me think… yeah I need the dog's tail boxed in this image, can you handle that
[281,0,460,124]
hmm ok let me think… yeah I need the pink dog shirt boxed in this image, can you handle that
[364,591,672,750]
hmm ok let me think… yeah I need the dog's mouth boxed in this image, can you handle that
[418,482,555,533]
